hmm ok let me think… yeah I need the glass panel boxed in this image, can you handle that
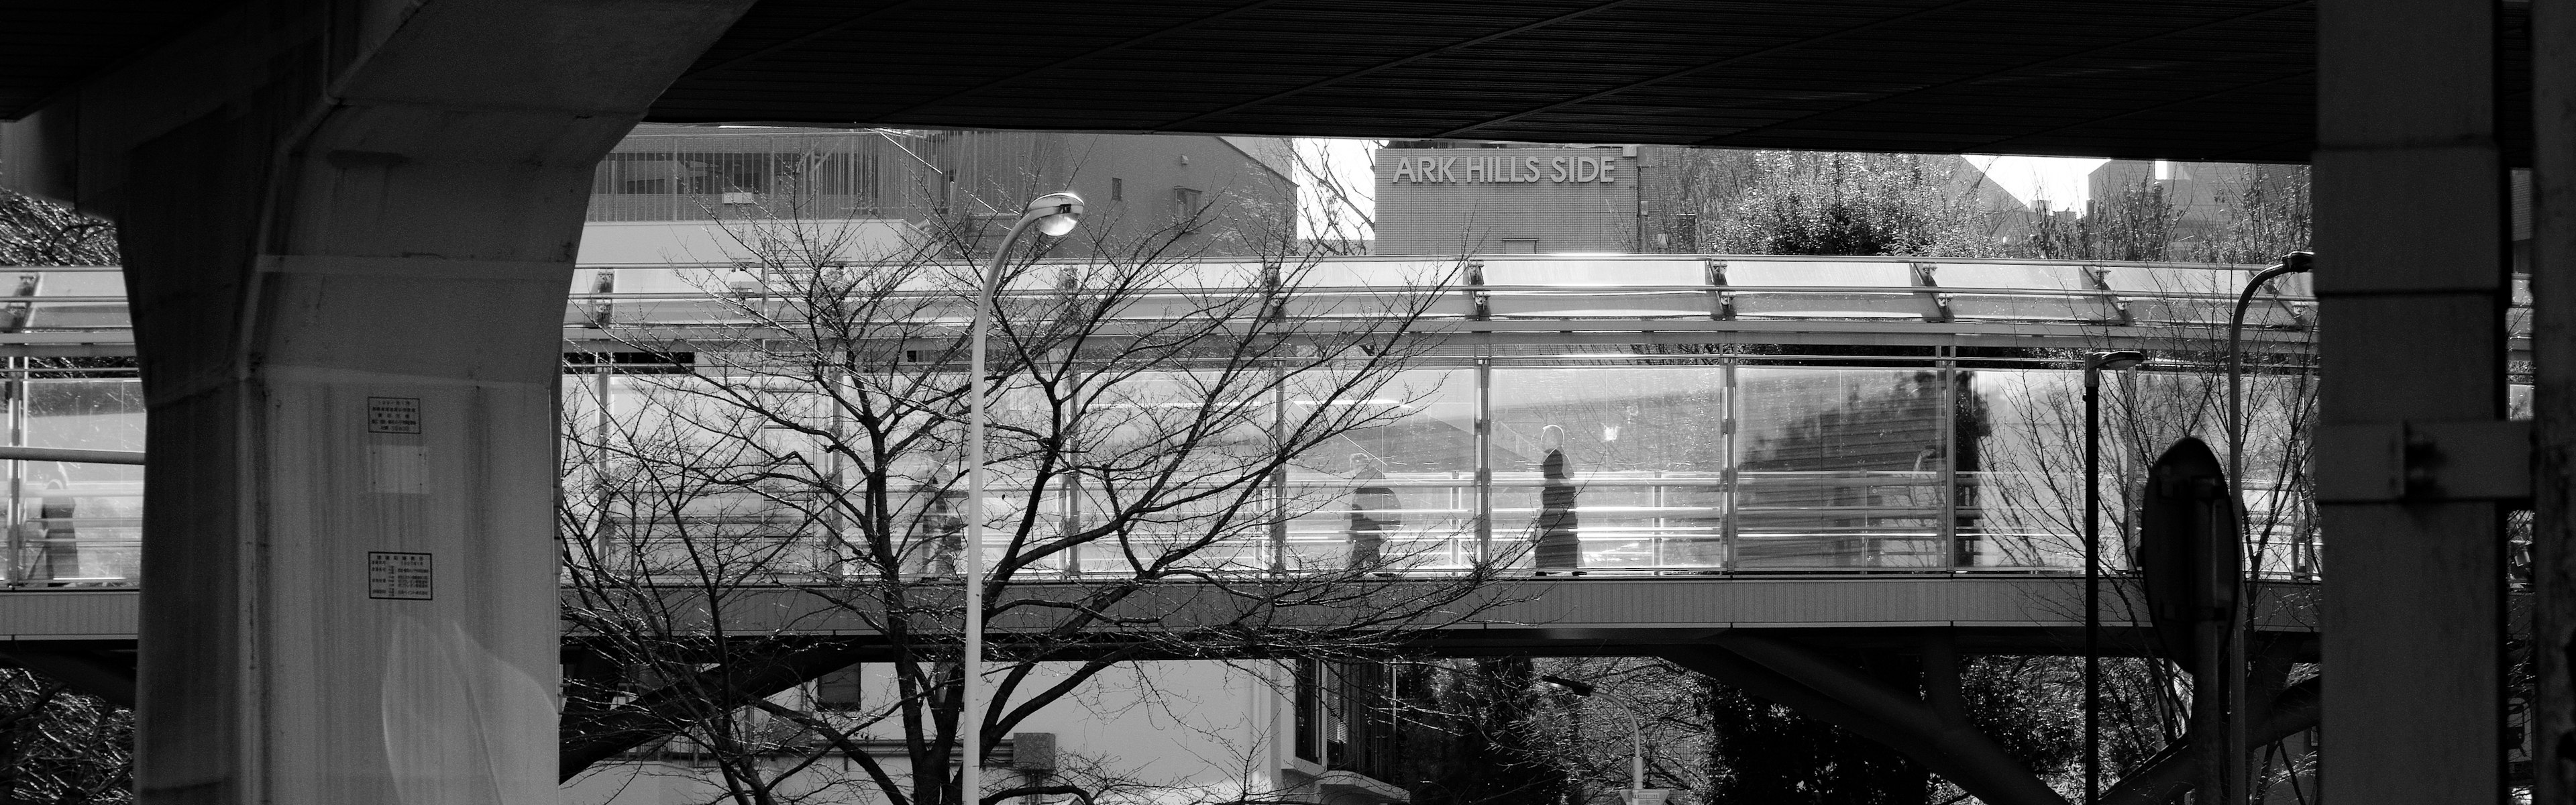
[1288,369,1479,573]
[1295,258,1464,289]
[1480,257,1712,319]
[562,373,852,583]
[1953,369,2087,570]
[1733,367,1948,569]
[2231,373,2318,577]
[1489,366,1727,572]
[1046,370,1283,576]
[1286,259,1474,320]
[16,379,146,584]
[2513,275,2535,340]
[27,270,130,331]
[1925,262,2115,322]
[1721,260,1926,319]
[2100,265,2308,327]
[1479,258,1707,286]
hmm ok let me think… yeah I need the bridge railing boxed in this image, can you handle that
[555,255,2351,336]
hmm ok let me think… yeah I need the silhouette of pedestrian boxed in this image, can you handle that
[1346,453,1399,570]
[1534,426,1580,574]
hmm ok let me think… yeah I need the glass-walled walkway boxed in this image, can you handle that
[0,255,2463,586]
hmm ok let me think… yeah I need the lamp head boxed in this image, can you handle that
[2280,251,2314,274]
[1538,674,1596,696]
[2085,350,2147,372]
[1019,192,1084,237]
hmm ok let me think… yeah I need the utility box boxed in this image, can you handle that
[1011,732,1057,771]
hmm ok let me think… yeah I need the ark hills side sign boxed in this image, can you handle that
[1386,152,1621,184]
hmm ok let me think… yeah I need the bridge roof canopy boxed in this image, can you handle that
[0,1,2537,164]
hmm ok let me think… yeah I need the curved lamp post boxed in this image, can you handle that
[2225,252,2315,511]
[2081,349,2146,805]
[965,192,1083,804]
[1538,676,1663,805]
[2218,250,2311,805]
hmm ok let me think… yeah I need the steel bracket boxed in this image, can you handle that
[2315,419,2530,502]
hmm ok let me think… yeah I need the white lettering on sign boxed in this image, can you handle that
[1389,154,1619,184]
[368,397,422,434]
[367,551,432,600]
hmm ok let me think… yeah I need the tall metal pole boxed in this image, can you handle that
[2082,365,2102,805]
[2222,254,2307,804]
[965,215,1041,805]
[2079,350,2141,804]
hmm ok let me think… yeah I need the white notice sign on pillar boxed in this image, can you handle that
[366,396,422,434]
[367,551,432,600]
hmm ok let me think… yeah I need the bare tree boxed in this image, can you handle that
[554,193,1508,805]
[0,191,131,804]
[1285,140,1377,256]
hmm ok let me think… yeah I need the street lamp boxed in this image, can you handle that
[2217,250,2310,805]
[964,192,1083,805]
[1538,675,1664,805]
[2080,349,2146,805]
[2225,252,2314,513]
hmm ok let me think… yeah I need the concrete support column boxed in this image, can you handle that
[2314,0,2509,802]
[2532,0,2576,796]
[5,1,751,802]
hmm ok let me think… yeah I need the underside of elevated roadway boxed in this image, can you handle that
[0,1,2561,804]
[0,1,2538,166]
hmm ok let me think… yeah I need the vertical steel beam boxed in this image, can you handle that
[1475,354,1493,564]
[1938,348,1960,568]
[2315,0,2510,803]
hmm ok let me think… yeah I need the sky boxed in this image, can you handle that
[1291,139,2114,239]
[1966,154,2112,211]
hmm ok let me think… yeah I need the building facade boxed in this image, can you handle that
[1373,142,2029,257]
[1372,143,1691,256]
[580,125,1299,264]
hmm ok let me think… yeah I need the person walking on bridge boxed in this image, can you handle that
[1346,453,1399,570]
[1534,426,1580,574]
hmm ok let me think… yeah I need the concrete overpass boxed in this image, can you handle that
[0,2,2557,804]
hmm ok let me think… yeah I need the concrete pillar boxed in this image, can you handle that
[4,1,750,801]
[2532,0,2576,796]
[2314,0,2510,802]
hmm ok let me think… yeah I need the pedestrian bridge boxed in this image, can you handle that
[0,253,2345,677]
[0,254,2419,592]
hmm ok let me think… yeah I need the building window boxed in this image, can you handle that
[1111,177,1123,201]
[814,663,863,711]
[1293,658,1320,762]
[1173,186,1205,233]
[1503,238,1539,254]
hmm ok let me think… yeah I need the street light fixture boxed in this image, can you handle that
[1538,675,1663,805]
[2080,349,2146,805]
[2217,250,2311,805]
[964,192,1083,805]
[2225,252,2314,508]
